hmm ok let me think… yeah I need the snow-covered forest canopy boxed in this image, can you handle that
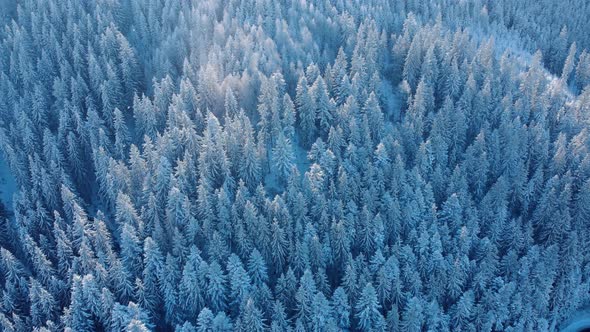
[1,0,590,331]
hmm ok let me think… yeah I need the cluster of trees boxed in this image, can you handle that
[397,0,590,81]
[0,0,589,331]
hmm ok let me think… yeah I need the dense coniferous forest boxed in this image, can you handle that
[1,0,590,331]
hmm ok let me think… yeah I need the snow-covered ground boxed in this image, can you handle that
[0,154,16,210]
[380,79,402,122]
[561,309,590,332]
